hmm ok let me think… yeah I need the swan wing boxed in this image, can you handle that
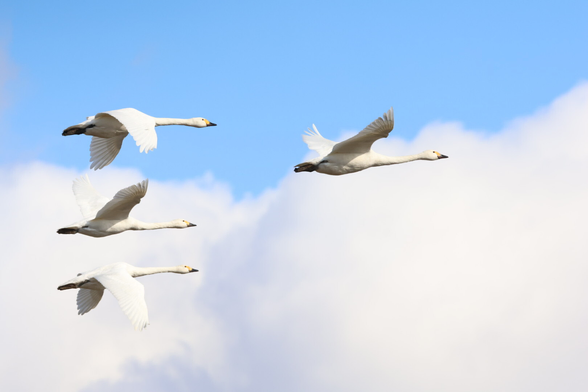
[72,175,111,220]
[302,124,337,158]
[98,108,158,154]
[94,179,148,220]
[77,288,104,315]
[331,107,394,154]
[94,269,149,331]
[89,134,126,170]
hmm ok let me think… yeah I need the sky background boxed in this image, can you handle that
[1,0,587,195]
[1,1,588,391]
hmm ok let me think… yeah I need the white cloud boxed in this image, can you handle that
[0,83,587,391]
[0,163,272,391]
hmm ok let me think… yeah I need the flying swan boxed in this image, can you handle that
[294,107,448,175]
[58,262,199,331]
[57,175,196,237]
[62,108,217,170]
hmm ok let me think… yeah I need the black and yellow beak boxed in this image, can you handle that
[189,268,199,273]
[439,154,449,159]
[207,122,217,127]
[187,222,196,227]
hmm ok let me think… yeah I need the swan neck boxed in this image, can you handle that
[154,117,191,126]
[132,220,180,230]
[131,266,182,277]
[375,153,424,166]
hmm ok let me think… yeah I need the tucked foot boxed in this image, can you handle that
[294,162,318,173]
[57,283,77,291]
[57,227,79,235]
[62,127,86,136]
[62,124,94,136]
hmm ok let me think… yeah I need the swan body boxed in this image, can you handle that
[62,108,217,170]
[294,107,448,175]
[57,175,196,238]
[58,262,199,331]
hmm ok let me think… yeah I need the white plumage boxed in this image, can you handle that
[62,108,217,170]
[295,107,448,175]
[57,175,196,237]
[58,262,199,331]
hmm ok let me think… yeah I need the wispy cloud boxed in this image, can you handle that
[0,83,587,391]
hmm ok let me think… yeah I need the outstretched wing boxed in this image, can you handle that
[72,175,111,220]
[77,288,104,315]
[89,135,126,170]
[94,270,149,331]
[302,124,337,158]
[331,107,394,154]
[94,179,148,221]
[98,108,158,154]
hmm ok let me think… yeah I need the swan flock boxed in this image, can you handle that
[57,106,448,330]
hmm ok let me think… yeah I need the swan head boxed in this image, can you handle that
[189,117,217,128]
[179,219,197,228]
[422,150,449,161]
[169,219,196,228]
[178,265,199,274]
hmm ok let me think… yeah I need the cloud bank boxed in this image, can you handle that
[0,83,587,391]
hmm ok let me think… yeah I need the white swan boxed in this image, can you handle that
[58,262,199,331]
[62,108,217,170]
[57,175,196,238]
[294,107,448,175]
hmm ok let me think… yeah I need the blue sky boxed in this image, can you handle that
[1,0,587,196]
[2,2,588,391]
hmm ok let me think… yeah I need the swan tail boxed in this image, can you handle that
[294,162,318,173]
[57,227,79,235]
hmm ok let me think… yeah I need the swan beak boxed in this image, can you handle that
[187,222,196,227]
[439,154,449,159]
[207,122,217,127]
[189,268,199,273]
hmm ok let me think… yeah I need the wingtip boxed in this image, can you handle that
[385,107,394,120]
[303,124,321,138]
[74,174,90,184]
[89,161,105,170]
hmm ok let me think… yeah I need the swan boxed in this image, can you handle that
[57,175,196,237]
[62,108,217,170]
[58,262,199,331]
[294,107,448,175]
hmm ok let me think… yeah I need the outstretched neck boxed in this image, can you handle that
[373,152,425,166]
[154,117,192,126]
[130,266,184,278]
[130,220,183,230]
